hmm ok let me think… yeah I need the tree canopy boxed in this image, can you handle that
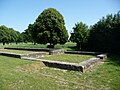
[0,25,21,45]
[88,11,120,53]
[29,8,68,47]
[70,22,89,50]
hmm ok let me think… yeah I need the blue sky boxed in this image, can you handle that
[0,0,120,33]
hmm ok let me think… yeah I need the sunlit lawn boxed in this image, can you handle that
[0,55,120,90]
[40,54,95,63]
[0,42,76,51]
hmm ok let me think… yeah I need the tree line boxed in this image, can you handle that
[0,25,21,45]
[0,25,32,45]
[70,11,120,53]
[0,8,120,53]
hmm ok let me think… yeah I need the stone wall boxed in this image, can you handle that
[4,47,51,52]
[41,53,107,72]
[0,49,108,72]
[49,49,65,55]
[41,60,83,71]
[21,52,47,58]
[4,47,65,55]
[0,52,47,59]
[65,51,102,55]
[0,52,21,58]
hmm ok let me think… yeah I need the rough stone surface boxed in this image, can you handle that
[97,54,107,60]
[21,52,46,58]
[21,57,37,61]
[49,49,65,55]
[0,52,46,59]
[41,60,83,71]
[79,58,102,72]
[4,47,51,52]
[65,51,102,55]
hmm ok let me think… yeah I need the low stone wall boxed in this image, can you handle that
[0,49,108,72]
[0,52,21,58]
[41,60,83,71]
[21,52,46,58]
[49,49,65,55]
[4,47,65,55]
[41,53,107,72]
[79,58,102,72]
[97,54,107,60]
[4,47,51,52]
[65,51,102,55]
[0,52,46,59]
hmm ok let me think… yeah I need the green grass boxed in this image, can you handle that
[0,42,76,51]
[0,55,120,90]
[0,49,35,54]
[40,54,95,63]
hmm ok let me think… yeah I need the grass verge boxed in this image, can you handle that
[0,49,35,54]
[0,42,76,51]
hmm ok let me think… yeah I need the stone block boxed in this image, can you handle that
[49,49,65,55]
[97,54,107,60]
[41,60,82,71]
[79,58,101,71]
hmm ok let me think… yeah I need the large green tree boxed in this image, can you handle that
[88,11,120,53]
[70,22,89,50]
[30,8,68,47]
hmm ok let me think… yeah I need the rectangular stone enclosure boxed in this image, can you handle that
[0,48,107,72]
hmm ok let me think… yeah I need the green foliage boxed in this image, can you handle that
[21,25,33,43]
[0,25,19,45]
[70,22,89,50]
[88,11,120,53]
[0,25,22,45]
[29,8,68,47]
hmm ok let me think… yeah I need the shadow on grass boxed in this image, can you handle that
[106,54,120,66]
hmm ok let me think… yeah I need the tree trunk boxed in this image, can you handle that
[49,43,54,48]
[77,42,83,50]
[3,42,5,45]
[34,42,36,45]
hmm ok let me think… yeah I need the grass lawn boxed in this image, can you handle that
[0,49,35,54]
[0,55,120,90]
[0,42,76,51]
[40,54,95,63]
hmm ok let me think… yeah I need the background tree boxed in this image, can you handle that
[21,28,32,43]
[0,25,10,45]
[15,31,22,44]
[70,22,89,50]
[88,11,120,53]
[0,25,21,45]
[29,8,68,48]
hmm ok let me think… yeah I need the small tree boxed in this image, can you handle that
[30,8,68,48]
[70,22,89,50]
